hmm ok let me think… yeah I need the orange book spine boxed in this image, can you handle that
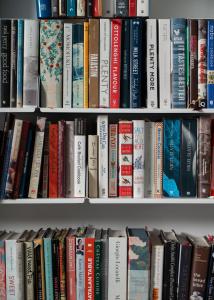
[49,124,58,198]
[85,238,95,300]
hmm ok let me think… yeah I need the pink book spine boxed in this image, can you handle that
[66,235,76,300]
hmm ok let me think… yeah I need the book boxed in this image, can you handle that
[121,19,130,108]
[59,0,66,16]
[58,120,65,198]
[58,229,68,300]
[77,0,85,16]
[16,19,24,108]
[85,228,96,300]
[84,22,89,108]
[137,0,149,16]
[205,235,214,299]
[93,0,102,16]
[49,123,58,198]
[89,19,100,108]
[42,123,49,198]
[129,0,136,16]
[144,122,154,198]
[189,19,198,109]
[76,227,86,300]
[198,19,207,108]
[94,229,102,300]
[115,0,129,16]
[36,0,51,17]
[0,232,12,300]
[40,20,63,108]
[67,0,76,16]
[10,19,18,108]
[51,0,59,16]
[88,135,98,198]
[66,229,77,300]
[109,124,118,197]
[87,0,93,16]
[102,0,114,17]
[153,122,163,198]
[65,121,74,198]
[23,20,39,107]
[52,230,61,299]
[101,230,108,300]
[43,229,54,300]
[207,20,214,108]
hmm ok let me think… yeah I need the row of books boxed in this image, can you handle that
[0,114,213,200]
[0,227,213,300]
[36,0,149,18]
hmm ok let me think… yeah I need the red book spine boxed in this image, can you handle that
[49,124,58,198]
[129,0,136,16]
[85,238,95,300]
[0,242,6,300]
[110,19,122,108]
[66,236,76,300]
[211,120,214,196]
[119,121,133,197]
[93,0,102,16]
[58,121,65,198]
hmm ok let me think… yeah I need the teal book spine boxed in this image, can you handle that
[44,238,54,300]
[17,19,24,108]
[67,0,76,16]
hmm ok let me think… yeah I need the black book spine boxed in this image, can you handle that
[34,245,43,300]
[206,245,214,300]
[52,239,60,300]
[121,19,130,108]
[87,0,93,17]
[115,0,129,17]
[51,0,59,17]
[177,245,192,299]
[59,0,66,16]
[10,19,18,107]
[0,20,11,107]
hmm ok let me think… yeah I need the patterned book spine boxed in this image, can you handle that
[88,135,98,198]
[154,122,163,198]
[198,19,207,108]
[129,0,136,16]
[109,124,118,197]
[58,121,65,198]
[43,238,54,300]
[63,23,73,108]
[76,237,85,300]
[163,119,181,197]
[189,20,198,109]
[171,18,186,108]
[51,0,59,16]
[23,20,39,107]
[147,19,158,109]
[137,0,149,16]
[0,240,6,300]
[150,245,164,300]
[85,238,95,300]
[73,24,84,108]
[65,121,74,198]
[99,19,110,108]
[110,19,122,108]
[133,120,144,198]
[77,0,85,16]
[66,235,76,300]
[67,0,76,16]
[16,19,24,108]
[49,123,58,198]
[40,20,63,108]
[84,22,89,108]
[59,0,66,16]
[198,117,212,198]
[121,19,130,108]
[207,20,214,108]
[10,19,18,107]
[115,0,129,16]
[89,19,100,108]
[103,0,114,17]
[119,121,133,197]
[0,20,11,107]
[42,124,49,198]
[158,19,171,109]
[24,241,35,300]
[36,0,51,18]
[97,116,108,198]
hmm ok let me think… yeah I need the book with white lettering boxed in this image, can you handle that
[137,0,149,16]
[85,228,96,300]
[76,227,86,300]
[109,124,118,197]
[65,121,75,198]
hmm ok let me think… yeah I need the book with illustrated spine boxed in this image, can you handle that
[189,20,198,109]
[76,227,86,300]
[109,124,118,197]
[207,20,214,108]
[198,19,207,108]
[0,232,12,300]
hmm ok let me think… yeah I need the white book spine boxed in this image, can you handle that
[97,116,108,198]
[133,120,145,198]
[99,19,110,108]
[23,20,39,107]
[74,135,86,197]
[77,0,85,16]
[154,122,163,198]
[108,237,127,300]
[137,0,149,16]
[103,0,114,17]
[147,19,158,109]
[76,237,85,300]
[63,24,73,108]
[158,19,171,109]
[65,121,74,198]
[88,135,98,198]
[150,245,164,300]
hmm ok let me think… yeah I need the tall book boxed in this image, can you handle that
[42,123,49,198]
[51,0,59,16]
[93,0,102,16]
[40,20,63,108]
[66,229,77,300]
[58,229,68,300]
[94,229,102,300]
[49,123,58,198]
[89,19,99,108]
[67,0,76,16]
[144,122,154,198]
[10,19,18,107]
[43,229,54,300]
[198,19,207,108]
[154,122,163,198]
[101,230,108,300]
[129,0,136,16]
[87,0,93,16]
[88,135,98,198]
[59,0,66,16]
[121,19,130,108]
[0,232,12,300]
[171,18,186,108]
[65,121,74,198]
[115,0,129,16]
[52,230,61,299]
[207,20,214,108]
[77,0,85,16]
[205,235,214,300]
[189,20,198,109]
[58,120,65,198]
[16,19,24,108]
[76,227,86,300]
[36,0,52,17]
[109,124,118,197]
[85,228,96,300]
[211,120,214,197]
[23,20,39,107]
[137,0,149,16]
[84,22,89,108]
[119,121,133,197]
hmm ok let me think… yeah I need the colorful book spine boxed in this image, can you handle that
[154,122,163,198]
[99,19,110,108]
[16,19,24,108]
[189,19,198,109]
[58,121,65,198]
[171,18,186,108]
[36,0,51,17]
[85,237,95,300]
[66,233,76,300]
[10,19,18,108]
[119,121,133,197]
[198,19,207,108]
[109,124,118,197]
[115,0,129,16]
[63,23,73,108]
[40,20,63,108]
[77,0,85,16]
[133,120,145,198]
[76,237,85,300]
[84,22,89,108]
[88,135,98,198]
[129,0,136,16]
[0,239,7,300]
[110,19,122,108]
[121,19,130,108]
[23,20,39,107]
[65,121,74,198]
[207,20,214,108]
[49,123,58,198]
[43,237,54,300]
[73,24,84,108]
[93,0,102,16]
[137,0,149,16]
[67,0,76,16]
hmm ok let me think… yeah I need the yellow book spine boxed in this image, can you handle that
[84,22,89,108]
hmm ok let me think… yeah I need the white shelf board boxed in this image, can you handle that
[0,107,36,113]
[89,198,214,204]
[0,198,85,204]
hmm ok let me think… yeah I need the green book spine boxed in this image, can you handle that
[94,240,102,300]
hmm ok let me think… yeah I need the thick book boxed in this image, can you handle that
[189,19,198,109]
[76,227,86,300]
[89,19,99,108]
[23,20,39,107]
[163,119,181,197]
[207,20,214,108]
[65,121,74,198]
[127,228,150,300]
[36,0,51,17]
[49,123,58,198]
[16,20,24,108]
[109,124,118,197]
[198,19,207,108]
[84,22,89,108]
[66,229,77,300]
[88,135,98,198]
[85,228,96,300]
[67,0,76,16]
[10,19,18,107]
[115,0,129,16]
[137,0,149,16]
[121,19,130,108]
[40,20,63,108]
[77,0,85,16]
[154,122,163,198]
[51,0,59,16]
[171,18,186,108]
[58,120,65,198]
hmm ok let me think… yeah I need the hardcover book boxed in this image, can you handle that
[121,19,130,108]
[52,230,61,299]
[59,0,66,16]
[84,22,89,108]
[51,0,59,16]
[10,20,18,108]
[129,0,136,16]
[0,232,12,300]
[58,120,65,198]
[137,0,149,16]
[42,124,49,198]
[67,0,76,16]
[102,0,114,17]
[189,20,198,109]
[58,229,68,300]
[16,20,24,108]
[85,228,96,300]
[144,122,154,198]
[66,229,77,300]
[88,135,98,198]
[109,124,118,197]
[207,20,214,108]
[36,0,51,18]
[76,228,86,300]
[94,230,102,300]
[154,122,163,198]
[77,0,85,16]
[115,0,129,16]
[65,121,74,198]
[49,123,58,198]
[43,229,54,300]
[205,235,214,299]
[198,19,207,108]
[93,0,102,16]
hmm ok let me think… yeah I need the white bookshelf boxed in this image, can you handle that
[0,107,36,113]
[0,198,85,204]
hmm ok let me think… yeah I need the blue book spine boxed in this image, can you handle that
[130,19,143,108]
[163,119,181,198]
[171,18,187,108]
[207,20,214,108]
[121,20,130,108]
[67,0,76,16]
[44,238,54,300]
[36,0,51,18]
[0,130,13,199]
[16,20,24,108]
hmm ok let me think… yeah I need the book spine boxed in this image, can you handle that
[115,0,129,16]
[129,0,136,16]
[67,0,76,16]
[85,238,95,300]
[59,0,66,16]
[89,19,100,108]
[24,242,34,300]
[51,0,59,17]
[94,240,102,300]
[101,237,108,300]
[133,120,145,198]
[150,245,164,300]
[59,238,66,300]
[198,19,207,108]
[88,135,98,198]
[158,19,171,109]
[177,245,192,300]
[23,20,39,107]
[84,22,89,108]
[109,124,118,197]
[0,20,11,107]
[44,239,54,300]
[119,121,133,197]
[66,236,76,300]
[189,20,198,109]
[103,0,114,17]
[16,19,24,108]
[63,23,73,108]
[42,124,49,198]
[171,18,186,108]
[77,0,85,16]
[36,0,52,17]
[147,19,158,109]
[110,19,122,108]
[65,121,74,198]
[154,122,163,198]
[72,24,84,108]
[121,19,130,108]
[186,20,190,108]
[137,0,149,16]
[52,240,60,300]
[206,245,214,300]
[163,119,181,197]
[207,20,214,108]
[97,116,108,198]
[99,19,110,108]
[10,20,18,107]
[58,121,65,198]
[76,237,85,300]
[0,241,6,300]
[87,0,93,16]
[40,20,63,108]
[49,123,58,198]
